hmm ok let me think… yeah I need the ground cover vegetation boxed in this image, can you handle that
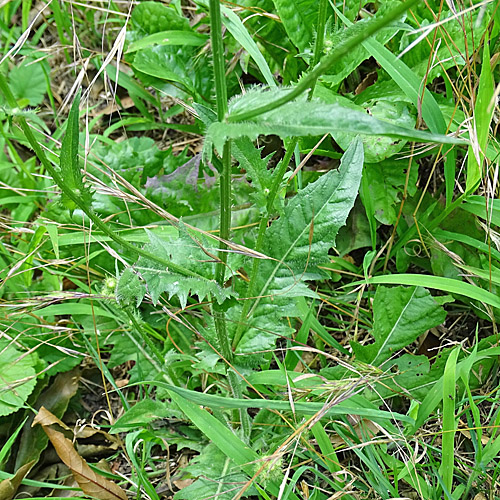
[0,0,499,498]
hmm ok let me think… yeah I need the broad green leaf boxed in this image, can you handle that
[9,58,47,106]
[174,444,254,500]
[0,340,38,417]
[134,225,232,307]
[252,138,364,311]
[210,88,464,160]
[59,92,92,213]
[126,30,208,53]
[232,138,364,363]
[351,286,446,366]
[362,160,418,225]
[133,46,192,87]
[333,100,416,163]
[132,1,190,33]
[271,0,323,52]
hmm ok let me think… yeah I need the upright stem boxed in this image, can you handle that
[209,0,251,438]
[209,0,227,121]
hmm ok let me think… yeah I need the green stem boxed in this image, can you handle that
[215,142,232,286]
[228,0,418,122]
[0,73,201,279]
[209,0,251,439]
[209,0,227,121]
[312,0,328,67]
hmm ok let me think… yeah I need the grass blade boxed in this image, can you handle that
[355,274,500,309]
[439,345,460,494]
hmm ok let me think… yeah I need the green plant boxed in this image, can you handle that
[1,0,500,498]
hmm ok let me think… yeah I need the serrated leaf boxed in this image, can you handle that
[233,138,364,362]
[209,88,464,158]
[232,137,274,212]
[9,58,47,106]
[133,46,192,87]
[0,340,38,417]
[271,0,319,52]
[134,226,232,308]
[117,268,145,307]
[59,92,92,213]
[351,286,447,366]
[254,138,364,309]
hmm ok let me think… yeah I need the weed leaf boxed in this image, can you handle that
[351,286,446,366]
[208,88,464,158]
[59,91,91,213]
[271,0,320,51]
[233,138,364,361]
[133,226,233,308]
[0,340,37,417]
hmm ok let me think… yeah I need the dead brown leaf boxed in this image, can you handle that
[33,407,127,500]
[15,366,81,469]
[172,478,194,490]
[473,494,487,500]
[328,419,379,447]
[0,461,34,500]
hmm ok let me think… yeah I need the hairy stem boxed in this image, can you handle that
[209,0,251,439]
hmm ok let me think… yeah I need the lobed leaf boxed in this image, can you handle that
[132,226,233,308]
